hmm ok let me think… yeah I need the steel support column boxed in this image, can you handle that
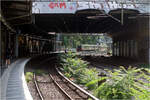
[119,41,121,57]
[120,41,122,56]
[112,42,115,56]
[123,41,126,57]
[117,41,119,56]
[15,34,19,58]
[0,26,2,67]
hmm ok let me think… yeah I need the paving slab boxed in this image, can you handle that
[1,58,33,100]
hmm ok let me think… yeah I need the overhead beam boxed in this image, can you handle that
[5,7,29,12]
[3,11,29,17]
[60,33,105,35]
[0,12,16,32]
[6,14,31,21]
[12,1,30,5]
[9,3,30,9]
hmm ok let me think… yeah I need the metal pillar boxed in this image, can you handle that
[149,44,150,64]
[133,40,137,57]
[15,34,19,58]
[123,41,125,57]
[120,41,122,56]
[118,41,120,56]
[125,40,128,57]
[127,40,129,57]
[121,41,124,57]
[114,42,116,56]
[112,42,115,56]
[135,41,138,57]
[115,42,117,56]
[148,34,150,65]
[122,41,125,57]
[117,41,119,56]
[130,40,133,57]
[0,27,2,67]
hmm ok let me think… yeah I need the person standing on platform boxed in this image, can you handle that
[6,48,11,68]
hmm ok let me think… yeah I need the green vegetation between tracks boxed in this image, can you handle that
[25,72,33,83]
[59,52,150,100]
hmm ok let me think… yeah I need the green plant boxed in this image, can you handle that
[64,73,72,78]
[78,68,98,85]
[60,52,150,100]
[25,72,33,83]
[94,66,150,100]
[35,69,46,75]
[86,77,107,91]
[61,52,88,79]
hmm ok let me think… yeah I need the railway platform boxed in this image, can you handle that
[1,58,32,100]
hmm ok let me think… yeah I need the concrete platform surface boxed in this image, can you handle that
[0,58,33,100]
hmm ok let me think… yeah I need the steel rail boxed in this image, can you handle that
[33,73,44,100]
[49,73,73,100]
[55,67,100,100]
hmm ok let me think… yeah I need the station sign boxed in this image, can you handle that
[32,1,148,14]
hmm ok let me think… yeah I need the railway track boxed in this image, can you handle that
[33,67,99,100]
[34,72,70,100]
[33,74,44,100]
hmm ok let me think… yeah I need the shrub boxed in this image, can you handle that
[60,52,150,100]
[78,68,98,85]
[86,77,107,91]
[25,72,33,83]
[61,52,88,80]
[94,66,150,100]
[35,69,46,75]
[64,73,72,78]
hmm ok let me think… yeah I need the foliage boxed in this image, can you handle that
[62,34,112,49]
[60,51,76,62]
[60,52,150,100]
[61,52,88,80]
[86,77,107,91]
[25,72,33,83]
[34,69,46,75]
[60,52,99,84]
[91,66,150,100]
[78,68,99,85]
[64,72,72,78]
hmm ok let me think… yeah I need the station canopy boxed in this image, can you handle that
[1,0,149,37]
[32,0,149,34]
